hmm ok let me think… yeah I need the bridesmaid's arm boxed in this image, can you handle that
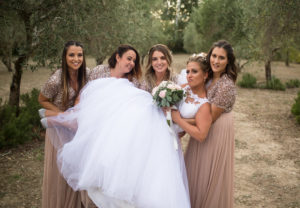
[38,93,61,112]
[74,95,80,105]
[172,103,212,142]
[211,104,225,123]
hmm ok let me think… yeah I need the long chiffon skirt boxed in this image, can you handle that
[47,78,190,208]
[42,129,82,208]
[185,112,234,208]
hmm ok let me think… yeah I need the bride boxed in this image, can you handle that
[41,45,190,208]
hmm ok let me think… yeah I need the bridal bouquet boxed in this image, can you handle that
[152,81,185,149]
[152,81,185,108]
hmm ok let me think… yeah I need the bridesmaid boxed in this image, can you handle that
[88,44,142,86]
[184,40,237,208]
[142,44,179,92]
[38,40,88,208]
[41,44,143,207]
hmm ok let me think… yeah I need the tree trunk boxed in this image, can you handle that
[9,57,25,113]
[265,59,272,82]
[285,49,289,67]
[236,59,249,73]
[8,10,32,112]
[96,56,106,65]
[2,56,13,72]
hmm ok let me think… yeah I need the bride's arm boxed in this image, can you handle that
[183,118,196,125]
[172,103,212,142]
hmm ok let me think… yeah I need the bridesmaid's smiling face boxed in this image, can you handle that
[151,51,169,74]
[210,47,228,76]
[66,46,83,72]
[186,61,208,89]
[116,49,136,74]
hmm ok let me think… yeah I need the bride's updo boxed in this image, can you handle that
[187,52,209,73]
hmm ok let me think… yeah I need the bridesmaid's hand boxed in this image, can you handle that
[178,131,186,138]
[45,109,62,117]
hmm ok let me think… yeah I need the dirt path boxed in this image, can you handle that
[233,88,300,207]
[0,58,299,207]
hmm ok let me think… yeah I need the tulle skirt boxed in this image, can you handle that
[47,78,190,208]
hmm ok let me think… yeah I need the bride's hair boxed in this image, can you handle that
[187,53,209,73]
[108,44,142,81]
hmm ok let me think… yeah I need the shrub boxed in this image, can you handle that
[291,91,300,124]
[262,76,286,91]
[285,79,300,88]
[238,73,257,88]
[0,88,42,149]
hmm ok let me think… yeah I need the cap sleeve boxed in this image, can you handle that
[210,76,236,112]
[88,65,110,81]
[40,70,61,99]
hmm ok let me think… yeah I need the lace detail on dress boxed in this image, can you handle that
[206,75,236,113]
[183,85,209,106]
[172,85,209,133]
[178,85,209,119]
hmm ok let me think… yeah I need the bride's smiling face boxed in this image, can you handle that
[116,50,136,74]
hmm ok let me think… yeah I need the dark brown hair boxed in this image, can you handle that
[206,40,237,82]
[61,40,87,110]
[108,44,142,81]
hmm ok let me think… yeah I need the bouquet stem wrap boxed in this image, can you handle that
[166,107,178,150]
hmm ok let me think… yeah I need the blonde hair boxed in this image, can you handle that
[144,44,176,90]
[187,53,209,73]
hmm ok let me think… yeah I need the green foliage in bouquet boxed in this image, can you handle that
[0,88,42,149]
[152,82,185,107]
[291,91,300,124]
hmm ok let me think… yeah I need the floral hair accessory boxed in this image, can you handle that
[192,52,207,61]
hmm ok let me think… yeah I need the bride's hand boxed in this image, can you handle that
[171,110,181,123]
[162,107,171,116]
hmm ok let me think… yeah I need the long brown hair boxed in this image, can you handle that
[108,44,142,81]
[206,40,237,82]
[145,44,175,90]
[61,40,87,110]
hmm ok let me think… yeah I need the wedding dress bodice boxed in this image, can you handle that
[173,85,209,133]
[178,85,209,119]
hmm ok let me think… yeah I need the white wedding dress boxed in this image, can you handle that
[172,85,209,134]
[46,78,190,208]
